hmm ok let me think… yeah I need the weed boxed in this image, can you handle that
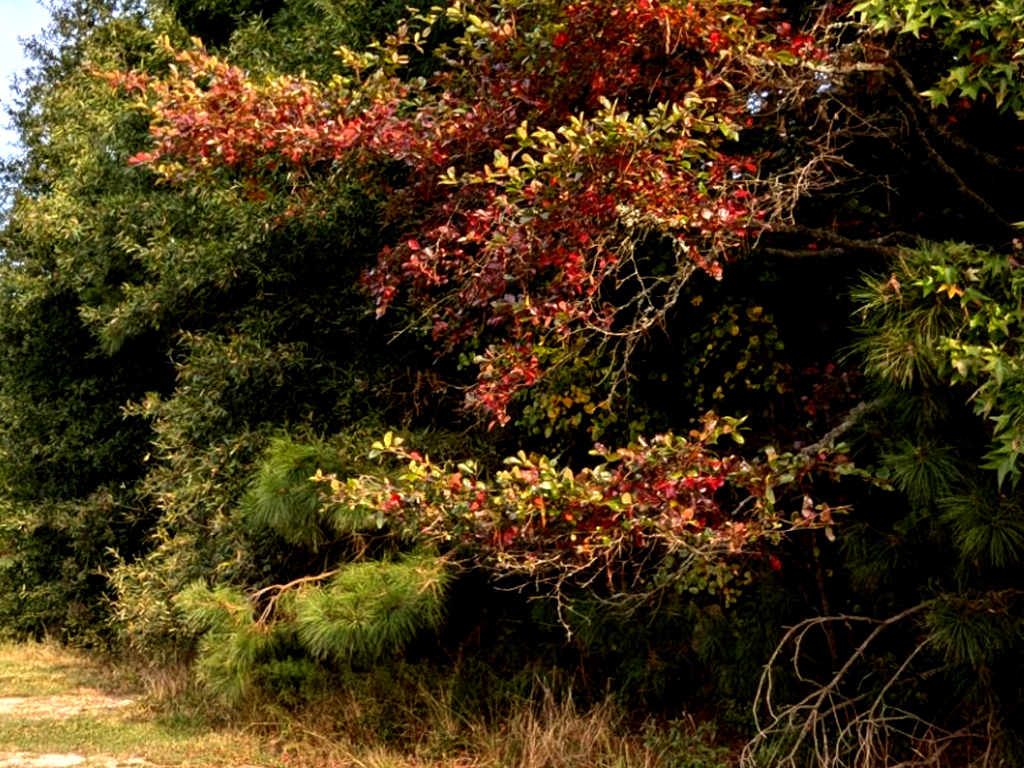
[643,717,734,768]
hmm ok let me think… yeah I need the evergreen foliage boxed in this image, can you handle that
[853,242,1024,485]
[758,239,1024,765]
[294,553,451,664]
[175,580,277,702]
[0,0,176,642]
[173,552,452,703]
[242,436,357,549]
[942,489,1024,573]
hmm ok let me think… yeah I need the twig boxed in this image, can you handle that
[250,569,340,625]
[890,77,1019,238]
[892,61,1024,174]
[745,603,929,768]
[801,397,886,455]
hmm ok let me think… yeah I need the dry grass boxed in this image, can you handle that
[263,685,673,768]
[471,692,657,768]
[0,642,114,698]
[0,643,732,768]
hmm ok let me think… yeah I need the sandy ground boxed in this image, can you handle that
[0,693,135,720]
[0,757,150,768]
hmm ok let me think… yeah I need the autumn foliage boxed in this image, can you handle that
[115,0,816,427]
[315,416,856,601]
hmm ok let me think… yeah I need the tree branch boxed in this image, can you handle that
[889,71,1019,239]
[802,398,887,455]
[250,569,339,625]
[763,223,905,259]
[744,603,932,768]
[892,61,1024,174]
[762,246,848,259]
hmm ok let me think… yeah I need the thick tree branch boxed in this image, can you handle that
[762,246,847,259]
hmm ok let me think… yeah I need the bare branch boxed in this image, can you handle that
[888,75,1019,238]
[892,61,1024,174]
[765,222,905,258]
[744,603,935,768]
[250,569,339,625]
[762,246,848,259]
[801,397,887,455]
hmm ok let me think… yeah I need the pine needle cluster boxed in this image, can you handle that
[242,436,347,549]
[175,436,453,704]
[294,552,450,663]
[941,490,1024,574]
[175,581,275,703]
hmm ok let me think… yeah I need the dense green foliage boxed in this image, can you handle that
[1,0,1023,765]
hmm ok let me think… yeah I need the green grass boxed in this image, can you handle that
[0,711,276,766]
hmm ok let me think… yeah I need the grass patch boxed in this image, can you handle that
[0,642,114,697]
[0,644,737,768]
[262,684,734,768]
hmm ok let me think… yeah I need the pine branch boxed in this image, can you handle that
[251,569,339,626]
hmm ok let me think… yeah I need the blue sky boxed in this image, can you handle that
[0,0,52,156]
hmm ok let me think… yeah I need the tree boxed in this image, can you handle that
[0,0,174,643]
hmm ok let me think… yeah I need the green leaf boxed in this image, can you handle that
[961,81,982,100]
[921,89,949,107]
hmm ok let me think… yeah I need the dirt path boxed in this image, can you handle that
[0,693,136,720]
[0,684,148,768]
[0,644,273,768]
[0,755,151,768]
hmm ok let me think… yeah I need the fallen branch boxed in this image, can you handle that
[743,603,936,768]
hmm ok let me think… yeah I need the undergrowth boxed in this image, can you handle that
[134,658,737,768]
